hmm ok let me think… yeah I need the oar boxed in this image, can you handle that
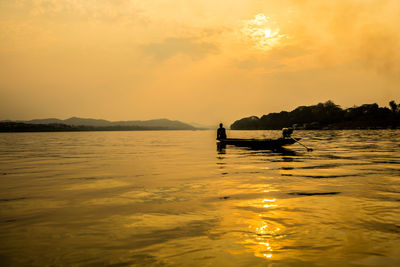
[291,137,313,152]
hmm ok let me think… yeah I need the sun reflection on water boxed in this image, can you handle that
[234,197,287,262]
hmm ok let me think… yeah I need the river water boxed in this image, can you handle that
[0,130,399,266]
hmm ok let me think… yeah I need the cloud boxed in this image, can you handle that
[141,37,219,61]
[357,23,400,79]
[235,45,312,71]
[237,58,285,71]
[12,0,143,22]
[233,0,400,78]
[287,0,400,79]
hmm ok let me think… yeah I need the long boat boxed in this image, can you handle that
[217,137,300,149]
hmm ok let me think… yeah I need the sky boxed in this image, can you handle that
[1,0,400,125]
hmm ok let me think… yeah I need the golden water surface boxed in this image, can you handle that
[0,130,399,266]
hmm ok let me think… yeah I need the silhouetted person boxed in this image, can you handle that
[217,123,227,140]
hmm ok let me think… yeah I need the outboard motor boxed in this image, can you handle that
[282,127,293,138]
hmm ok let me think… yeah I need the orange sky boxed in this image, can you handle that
[1,0,399,125]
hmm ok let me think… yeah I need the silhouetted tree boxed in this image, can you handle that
[230,116,260,130]
[230,100,400,130]
[389,100,398,113]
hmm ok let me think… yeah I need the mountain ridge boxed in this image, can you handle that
[20,117,195,129]
[0,117,199,131]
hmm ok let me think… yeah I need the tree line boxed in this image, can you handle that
[231,100,400,130]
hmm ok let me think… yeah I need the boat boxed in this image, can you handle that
[216,127,310,151]
[217,137,300,149]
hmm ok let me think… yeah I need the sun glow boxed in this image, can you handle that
[241,13,286,50]
[264,29,272,38]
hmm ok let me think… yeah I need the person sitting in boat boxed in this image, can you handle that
[282,127,293,138]
[217,123,227,140]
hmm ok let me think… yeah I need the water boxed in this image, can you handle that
[0,130,399,266]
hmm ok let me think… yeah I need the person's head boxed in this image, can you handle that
[219,123,223,128]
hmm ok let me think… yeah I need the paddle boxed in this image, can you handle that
[291,137,313,152]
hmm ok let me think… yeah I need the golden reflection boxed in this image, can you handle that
[234,197,286,261]
[263,204,278,208]
[262,198,277,207]
[262,186,279,193]
[243,198,279,210]
[262,198,276,202]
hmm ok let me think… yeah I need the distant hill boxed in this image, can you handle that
[22,117,195,130]
[187,122,216,130]
[231,100,400,130]
[0,117,197,132]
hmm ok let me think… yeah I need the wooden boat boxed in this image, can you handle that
[217,137,300,149]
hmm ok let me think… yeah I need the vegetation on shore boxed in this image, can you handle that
[231,100,400,130]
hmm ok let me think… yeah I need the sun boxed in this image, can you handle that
[264,29,272,38]
[241,14,286,50]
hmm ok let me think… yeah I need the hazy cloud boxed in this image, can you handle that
[12,0,143,22]
[237,58,285,71]
[287,0,400,79]
[235,46,312,71]
[142,37,219,61]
